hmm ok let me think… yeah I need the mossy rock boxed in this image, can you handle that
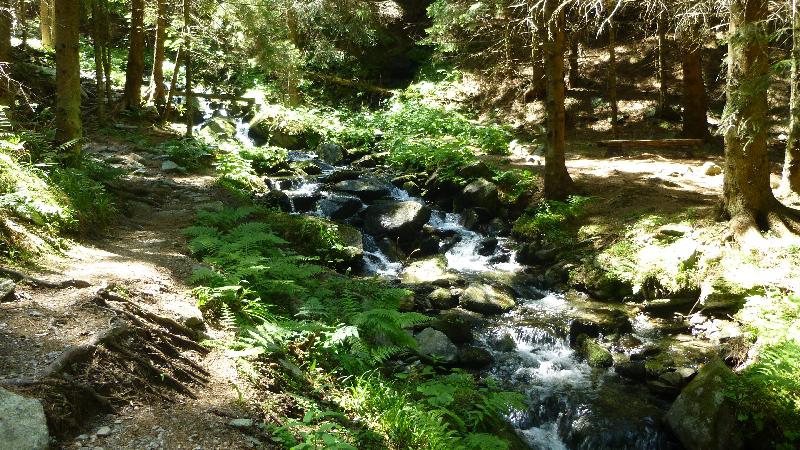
[576,335,613,368]
[265,213,363,271]
[569,262,633,301]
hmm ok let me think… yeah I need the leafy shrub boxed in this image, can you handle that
[157,138,217,171]
[237,145,287,174]
[512,196,592,244]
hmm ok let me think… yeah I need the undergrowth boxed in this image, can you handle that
[512,196,592,244]
[186,207,525,448]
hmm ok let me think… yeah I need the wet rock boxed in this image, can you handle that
[318,196,362,221]
[427,288,458,310]
[658,371,684,387]
[332,178,392,202]
[316,143,344,165]
[701,162,723,176]
[254,190,292,212]
[352,152,388,169]
[457,346,494,368]
[287,193,321,213]
[460,284,516,315]
[416,328,458,363]
[647,380,681,398]
[0,387,49,450]
[363,201,432,239]
[577,336,613,368]
[488,333,517,352]
[698,279,758,314]
[293,161,322,176]
[376,237,406,261]
[666,358,742,450]
[320,169,363,184]
[569,320,600,347]
[0,278,15,302]
[477,237,498,256]
[424,169,461,199]
[400,257,457,286]
[630,344,661,361]
[615,361,648,380]
[457,179,500,213]
[643,297,696,316]
[429,309,481,344]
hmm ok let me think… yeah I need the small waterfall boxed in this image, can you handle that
[427,211,521,273]
[362,235,402,277]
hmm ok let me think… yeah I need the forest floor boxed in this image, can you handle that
[0,129,273,449]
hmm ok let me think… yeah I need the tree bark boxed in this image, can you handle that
[285,0,300,106]
[722,0,777,238]
[0,0,13,111]
[783,0,800,193]
[90,0,105,123]
[608,20,619,138]
[148,0,167,107]
[183,0,193,137]
[39,0,52,47]
[101,0,111,106]
[54,0,82,164]
[123,0,145,109]
[681,42,710,140]
[657,15,669,115]
[542,0,575,200]
[568,30,580,89]
[163,47,181,121]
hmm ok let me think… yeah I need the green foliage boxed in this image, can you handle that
[513,196,592,244]
[271,409,357,450]
[729,293,800,447]
[156,138,217,171]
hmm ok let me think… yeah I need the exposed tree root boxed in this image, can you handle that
[728,203,800,247]
[0,287,210,440]
[0,266,92,289]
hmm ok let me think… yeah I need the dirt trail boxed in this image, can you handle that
[0,140,268,449]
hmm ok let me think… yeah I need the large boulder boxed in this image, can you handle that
[318,196,363,221]
[457,179,500,213]
[666,357,743,450]
[199,116,237,141]
[0,387,49,450]
[363,201,431,239]
[0,278,15,302]
[248,109,322,149]
[460,284,516,315]
[416,328,458,363]
[332,178,392,202]
[401,257,458,286]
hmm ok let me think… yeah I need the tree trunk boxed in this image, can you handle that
[39,0,52,47]
[285,0,300,106]
[783,0,800,193]
[723,0,777,238]
[54,0,82,164]
[681,42,710,140]
[0,0,13,111]
[163,47,181,121]
[542,0,575,200]
[568,29,580,88]
[90,0,105,123]
[657,15,669,115]
[123,0,145,109]
[608,20,619,138]
[148,0,167,107]
[183,0,193,137]
[101,0,111,106]
[16,0,26,46]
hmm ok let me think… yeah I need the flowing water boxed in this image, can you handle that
[200,112,684,449]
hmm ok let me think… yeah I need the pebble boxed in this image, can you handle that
[96,426,112,436]
[228,418,253,428]
[114,419,123,424]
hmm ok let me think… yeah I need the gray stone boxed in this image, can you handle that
[163,301,205,331]
[318,196,362,221]
[200,117,236,140]
[228,419,254,428]
[459,284,516,315]
[0,387,49,450]
[658,224,693,237]
[160,161,182,172]
[363,201,431,239]
[615,361,648,380]
[96,426,112,436]
[320,169,363,184]
[332,178,392,202]
[459,179,500,213]
[415,328,458,363]
[457,346,494,368]
[0,278,15,302]
[427,288,458,310]
[488,333,517,352]
[400,257,457,286]
[666,357,743,450]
